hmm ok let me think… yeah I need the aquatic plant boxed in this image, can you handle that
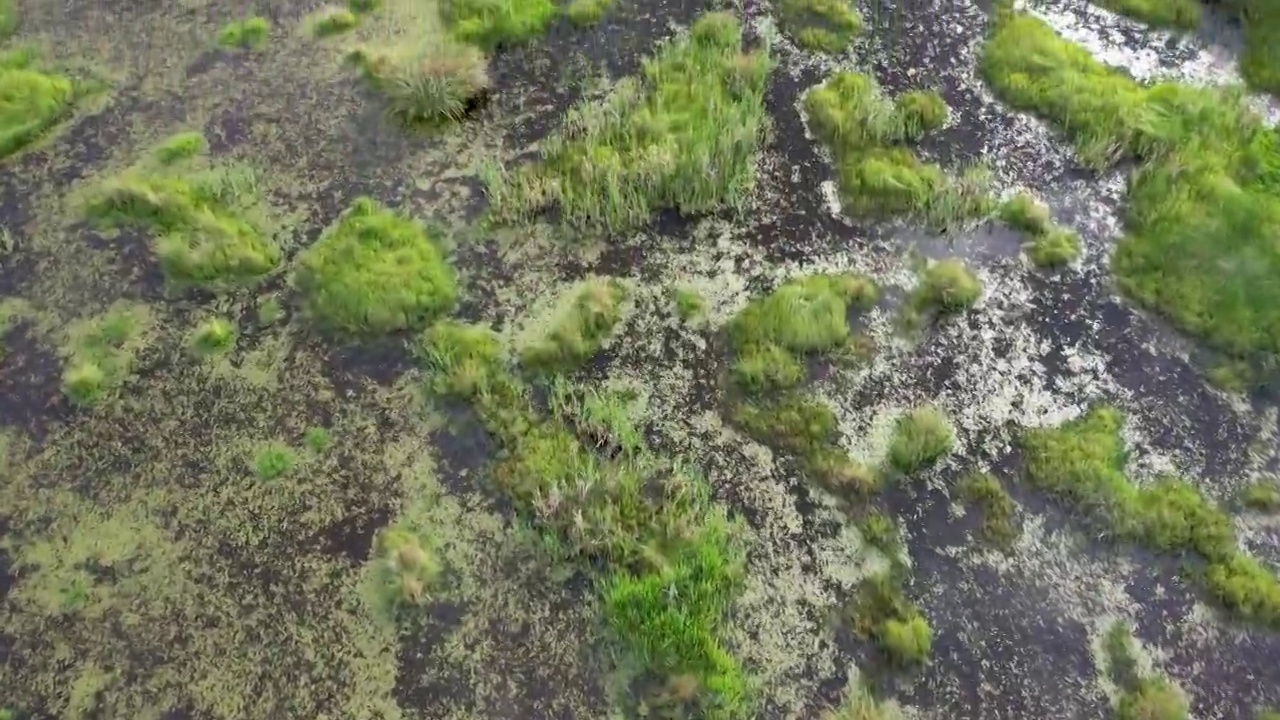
[484,12,773,232]
[293,197,456,335]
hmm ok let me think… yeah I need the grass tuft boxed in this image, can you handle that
[348,41,490,126]
[366,526,441,617]
[957,471,1019,548]
[313,7,360,36]
[83,133,282,288]
[982,10,1280,366]
[520,276,628,371]
[188,317,237,358]
[672,287,706,322]
[777,0,862,54]
[913,258,981,314]
[566,0,615,26]
[1117,679,1190,720]
[1091,0,1200,29]
[1022,406,1280,626]
[442,0,558,49]
[484,11,772,232]
[1241,478,1280,512]
[152,131,208,165]
[218,16,271,50]
[823,681,904,720]
[804,71,992,230]
[58,303,153,407]
[0,50,79,162]
[252,442,297,479]
[303,426,332,452]
[848,571,933,664]
[887,405,954,474]
[999,192,1081,267]
[293,197,456,335]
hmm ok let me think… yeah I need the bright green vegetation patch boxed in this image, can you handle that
[777,0,862,54]
[419,321,750,717]
[887,405,954,475]
[999,192,1081,268]
[903,258,981,329]
[519,276,628,371]
[804,71,992,230]
[982,11,1280,368]
[727,274,882,496]
[252,441,298,479]
[1241,477,1280,512]
[1240,0,1280,95]
[58,302,154,407]
[1103,622,1190,720]
[672,287,706,322]
[314,7,360,36]
[0,0,15,39]
[484,11,772,233]
[188,317,236,358]
[1090,0,1200,29]
[364,525,442,619]
[442,0,558,49]
[347,41,490,125]
[83,133,283,289]
[958,471,1020,548]
[848,571,933,665]
[566,0,614,26]
[1022,406,1280,627]
[824,681,904,720]
[293,197,456,335]
[0,49,79,162]
[304,426,332,452]
[218,16,271,50]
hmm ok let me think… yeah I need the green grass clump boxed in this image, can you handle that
[913,258,982,314]
[1117,679,1190,720]
[1091,0,1200,29]
[84,133,282,288]
[293,197,456,335]
[59,303,153,407]
[0,0,16,39]
[887,405,954,474]
[151,131,208,165]
[673,287,706,322]
[999,193,1081,267]
[565,0,614,25]
[304,426,332,452]
[348,41,490,126]
[804,71,993,230]
[484,11,772,232]
[419,320,751,717]
[0,50,79,162]
[878,615,933,666]
[958,471,1019,548]
[218,16,271,50]
[314,7,359,36]
[1241,478,1280,511]
[1239,0,1280,96]
[188,317,237,357]
[849,572,933,664]
[859,511,898,553]
[256,296,284,326]
[252,442,297,479]
[777,0,862,54]
[1022,406,1280,626]
[520,277,628,370]
[442,0,558,49]
[1103,620,1141,689]
[366,526,441,616]
[348,0,381,11]
[982,10,1280,366]
[823,682,904,720]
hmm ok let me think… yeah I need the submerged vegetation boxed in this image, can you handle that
[293,197,456,335]
[1022,406,1280,627]
[983,10,1280,374]
[804,71,992,230]
[484,12,772,232]
[83,132,283,289]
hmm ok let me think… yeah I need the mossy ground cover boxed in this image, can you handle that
[419,320,751,717]
[777,0,863,53]
[0,48,83,162]
[1022,406,1280,627]
[804,71,993,230]
[292,196,457,336]
[81,132,285,290]
[484,12,773,233]
[982,10,1280,376]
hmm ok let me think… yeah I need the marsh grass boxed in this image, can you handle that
[566,0,614,26]
[520,277,628,371]
[957,471,1019,548]
[252,442,297,479]
[292,197,456,335]
[1091,0,1200,28]
[887,406,954,475]
[823,681,904,720]
[442,0,558,49]
[1102,621,1190,720]
[983,10,1280,367]
[1103,620,1141,690]
[804,71,993,230]
[218,16,271,49]
[848,571,933,665]
[1241,478,1280,512]
[365,525,442,618]
[0,49,80,162]
[777,0,862,53]
[484,12,773,233]
[418,320,750,716]
[1022,406,1280,627]
[188,317,236,358]
[999,192,1081,268]
[672,287,706,322]
[347,41,490,126]
[304,426,332,452]
[83,132,283,289]
[58,303,154,407]
[313,7,360,36]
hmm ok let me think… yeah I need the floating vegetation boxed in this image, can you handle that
[804,71,992,230]
[293,197,457,336]
[83,132,284,289]
[419,320,750,717]
[1023,406,1280,627]
[998,192,1081,268]
[777,0,863,53]
[58,302,154,407]
[217,16,271,50]
[0,49,82,162]
[483,12,772,232]
[983,10,1280,372]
